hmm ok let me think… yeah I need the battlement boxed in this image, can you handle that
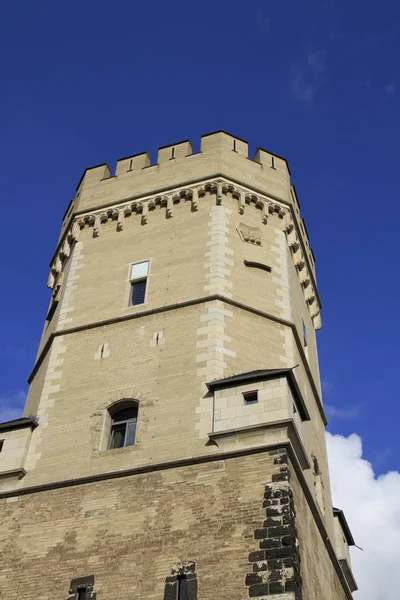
[73,131,293,216]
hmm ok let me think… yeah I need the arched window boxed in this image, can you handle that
[108,400,138,450]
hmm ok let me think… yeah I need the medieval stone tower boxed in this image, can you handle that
[0,131,357,600]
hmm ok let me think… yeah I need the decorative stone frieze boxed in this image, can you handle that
[238,223,263,245]
[47,177,321,328]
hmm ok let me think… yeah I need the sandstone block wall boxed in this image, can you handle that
[0,451,349,600]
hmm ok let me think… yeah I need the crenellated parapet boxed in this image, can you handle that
[73,131,293,216]
[48,175,321,329]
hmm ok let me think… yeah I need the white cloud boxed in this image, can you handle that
[0,390,25,422]
[327,432,400,600]
[325,404,359,420]
[290,50,327,105]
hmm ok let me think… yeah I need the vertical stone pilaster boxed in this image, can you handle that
[24,335,67,473]
[195,200,236,438]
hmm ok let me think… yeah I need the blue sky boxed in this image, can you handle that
[0,0,399,475]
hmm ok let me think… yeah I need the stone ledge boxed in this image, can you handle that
[208,420,311,471]
[0,417,38,433]
[0,468,26,480]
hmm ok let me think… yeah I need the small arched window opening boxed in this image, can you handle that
[108,400,138,450]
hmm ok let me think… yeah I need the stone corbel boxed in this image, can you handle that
[305,286,316,304]
[237,190,245,214]
[54,256,62,273]
[288,230,300,253]
[313,312,322,330]
[123,205,133,218]
[276,204,286,218]
[141,202,149,225]
[77,217,86,230]
[166,196,173,218]
[70,221,80,242]
[284,214,294,234]
[293,250,305,270]
[191,188,199,211]
[216,183,223,205]
[262,201,269,224]
[114,208,124,231]
[299,268,310,287]
[52,271,64,300]
[61,239,70,259]
[47,271,55,289]
[93,214,101,237]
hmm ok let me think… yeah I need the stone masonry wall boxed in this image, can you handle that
[0,450,349,600]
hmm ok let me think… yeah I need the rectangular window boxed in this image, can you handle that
[109,421,137,449]
[109,424,127,449]
[302,319,307,347]
[129,261,149,306]
[109,407,138,450]
[243,391,258,404]
[77,589,86,600]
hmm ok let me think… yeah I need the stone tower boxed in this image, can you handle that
[0,131,357,600]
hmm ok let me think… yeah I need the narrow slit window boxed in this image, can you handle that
[302,319,307,347]
[271,156,276,169]
[129,261,149,306]
[171,147,175,159]
[77,589,86,600]
[0,440,4,452]
[233,139,237,152]
[243,391,258,404]
[177,576,188,600]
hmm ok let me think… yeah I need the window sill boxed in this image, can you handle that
[93,444,139,458]
[120,302,149,312]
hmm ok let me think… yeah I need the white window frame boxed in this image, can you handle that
[127,260,150,307]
